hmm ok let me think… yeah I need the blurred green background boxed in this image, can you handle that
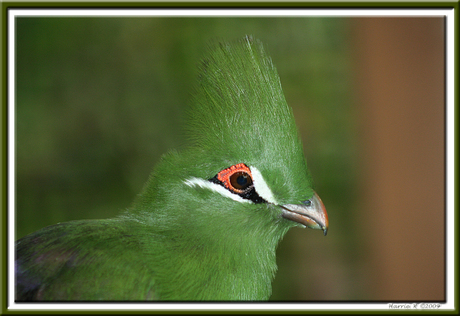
[15,16,445,301]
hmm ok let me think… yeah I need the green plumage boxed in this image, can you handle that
[15,36,327,301]
[187,38,313,205]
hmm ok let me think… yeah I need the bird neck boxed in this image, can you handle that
[123,151,293,300]
[123,204,290,300]
[147,219,288,300]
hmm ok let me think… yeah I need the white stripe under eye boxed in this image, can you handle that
[184,177,252,203]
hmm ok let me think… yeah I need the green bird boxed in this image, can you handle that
[15,36,328,301]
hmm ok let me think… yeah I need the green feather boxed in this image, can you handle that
[187,36,313,204]
[15,36,325,301]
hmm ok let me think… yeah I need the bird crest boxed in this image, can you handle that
[186,36,313,204]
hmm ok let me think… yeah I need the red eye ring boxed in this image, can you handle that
[216,163,253,193]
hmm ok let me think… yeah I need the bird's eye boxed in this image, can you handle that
[213,163,253,194]
[230,171,253,190]
[303,199,312,207]
[208,163,266,204]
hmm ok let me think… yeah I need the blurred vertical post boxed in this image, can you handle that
[354,18,445,300]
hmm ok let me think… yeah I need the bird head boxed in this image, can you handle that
[132,36,327,247]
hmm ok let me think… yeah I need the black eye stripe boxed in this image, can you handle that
[209,175,266,204]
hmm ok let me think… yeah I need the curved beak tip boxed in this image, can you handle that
[281,191,328,236]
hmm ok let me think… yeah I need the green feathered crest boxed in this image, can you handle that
[186,36,312,203]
